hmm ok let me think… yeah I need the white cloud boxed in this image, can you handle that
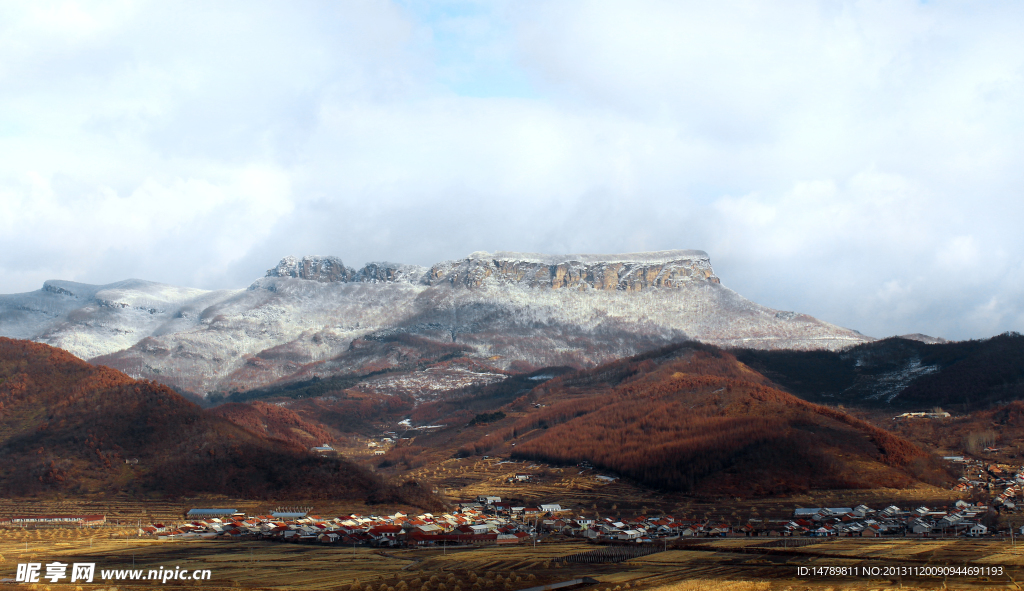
[2,0,1024,340]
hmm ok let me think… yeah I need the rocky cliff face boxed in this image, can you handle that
[264,256,424,284]
[426,250,719,291]
[1,250,873,395]
[269,251,717,291]
[266,255,355,282]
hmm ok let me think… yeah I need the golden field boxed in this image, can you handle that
[4,526,1024,590]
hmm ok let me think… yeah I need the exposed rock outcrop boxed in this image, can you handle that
[426,250,719,291]
[266,256,355,282]
[264,256,424,284]
[2,249,874,395]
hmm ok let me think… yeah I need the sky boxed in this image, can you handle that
[1,0,1023,341]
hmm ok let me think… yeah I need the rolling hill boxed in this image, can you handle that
[393,343,951,497]
[0,337,438,508]
[888,399,1024,464]
[733,332,1024,411]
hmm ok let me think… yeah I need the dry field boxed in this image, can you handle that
[0,497,196,523]
[0,482,845,531]
[0,496,431,525]
[6,527,1024,590]
[404,458,667,510]
[0,481,992,591]
[394,457,961,525]
[0,527,413,590]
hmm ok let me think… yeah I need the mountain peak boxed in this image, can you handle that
[468,249,712,266]
[266,255,353,282]
[898,333,949,345]
[429,249,719,290]
[264,256,426,284]
[2,249,872,394]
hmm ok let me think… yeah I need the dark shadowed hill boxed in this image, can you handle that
[733,332,1024,411]
[0,337,439,508]
[432,343,951,496]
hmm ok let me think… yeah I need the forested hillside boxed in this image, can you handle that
[445,344,950,496]
[734,332,1024,411]
[0,337,439,509]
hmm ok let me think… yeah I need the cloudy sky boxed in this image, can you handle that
[1,0,1022,340]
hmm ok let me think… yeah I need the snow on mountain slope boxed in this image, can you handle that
[1,251,873,395]
[0,279,241,360]
[94,276,428,393]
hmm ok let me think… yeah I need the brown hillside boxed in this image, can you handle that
[450,344,951,496]
[891,399,1024,462]
[0,337,439,508]
[209,401,339,448]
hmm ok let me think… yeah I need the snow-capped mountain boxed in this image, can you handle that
[0,278,240,360]
[0,250,871,395]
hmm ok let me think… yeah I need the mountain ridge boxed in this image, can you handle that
[733,332,1024,411]
[1,250,872,396]
[378,342,952,496]
[263,250,717,284]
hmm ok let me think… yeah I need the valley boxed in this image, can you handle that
[4,253,1024,589]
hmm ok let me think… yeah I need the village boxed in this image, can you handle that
[6,453,1024,547]
[1,493,1022,556]
[114,494,1020,546]
[72,450,1024,546]
[945,454,1024,497]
